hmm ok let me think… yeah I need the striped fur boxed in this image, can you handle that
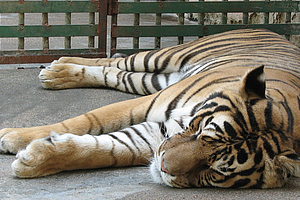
[1,29,300,188]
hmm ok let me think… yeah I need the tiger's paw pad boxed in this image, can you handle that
[38,62,86,89]
[12,132,70,178]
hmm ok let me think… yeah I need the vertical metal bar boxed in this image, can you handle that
[285,0,291,40]
[133,0,140,49]
[42,13,49,51]
[18,12,24,51]
[111,13,117,55]
[89,12,95,49]
[198,0,204,39]
[155,0,162,49]
[65,12,71,49]
[222,0,228,24]
[178,0,185,45]
[99,0,108,57]
[198,0,205,25]
[264,0,270,24]
[243,0,249,24]
[18,0,25,51]
[42,0,49,51]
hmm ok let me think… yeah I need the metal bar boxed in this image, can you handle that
[110,0,118,56]
[42,12,49,51]
[243,0,249,24]
[116,1,300,14]
[155,9,161,49]
[0,25,98,37]
[178,0,185,45]
[285,0,292,40]
[198,0,204,39]
[0,51,105,64]
[222,0,228,25]
[65,12,71,49]
[18,12,24,51]
[198,0,204,26]
[111,24,300,38]
[88,12,95,49]
[133,0,140,49]
[0,1,99,13]
[98,0,108,57]
[264,0,270,24]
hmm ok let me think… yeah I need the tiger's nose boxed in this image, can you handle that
[161,157,172,174]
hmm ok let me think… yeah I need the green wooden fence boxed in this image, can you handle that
[1,0,300,64]
[110,0,300,55]
[0,0,107,64]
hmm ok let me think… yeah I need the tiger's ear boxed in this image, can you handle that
[241,65,266,99]
[274,149,300,178]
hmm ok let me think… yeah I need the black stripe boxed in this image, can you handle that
[151,74,162,91]
[108,133,136,165]
[116,59,121,69]
[141,73,151,95]
[103,67,108,86]
[132,126,154,155]
[119,130,142,155]
[121,72,130,92]
[130,54,137,71]
[89,113,104,135]
[264,101,273,129]
[246,103,259,133]
[145,91,164,120]
[84,113,93,135]
[110,139,117,166]
[230,178,251,188]
[127,72,139,94]
[298,95,300,110]
[224,121,237,138]
[254,147,263,165]
[124,57,129,71]
[262,137,275,159]
[143,51,155,72]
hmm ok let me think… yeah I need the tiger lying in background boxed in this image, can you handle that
[1,29,300,188]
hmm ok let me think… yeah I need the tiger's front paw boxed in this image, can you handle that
[12,132,73,178]
[0,128,33,154]
[38,61,86,89]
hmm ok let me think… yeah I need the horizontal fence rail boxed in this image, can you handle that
[0,1,98,13]
[0,0,107,64]
[116,1,300,13]
[110,0,300,55]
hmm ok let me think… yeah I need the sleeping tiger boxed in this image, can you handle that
[1,29,300,188]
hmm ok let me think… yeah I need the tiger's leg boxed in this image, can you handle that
[11,122,165,178]
[0,95,154,154]
[39,61,182,95]
[56,48,184,73]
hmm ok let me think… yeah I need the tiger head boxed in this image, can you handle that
[151,66,300,188]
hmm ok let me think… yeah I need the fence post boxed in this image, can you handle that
[98,0,108,57]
